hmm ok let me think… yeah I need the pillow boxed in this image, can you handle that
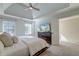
[0,32,13,47]
[0,41,4,55]
[11,36,18,43]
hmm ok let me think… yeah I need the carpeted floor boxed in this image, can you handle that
[40,41,79,56]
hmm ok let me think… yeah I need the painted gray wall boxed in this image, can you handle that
[35,4,79,45]
[0,17,35,36]
[35,15,59,45]
[16,19,35,36]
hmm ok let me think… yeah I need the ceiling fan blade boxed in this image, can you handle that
[32,6,40,11]
[29,3,40,11]
[20,3,40,11]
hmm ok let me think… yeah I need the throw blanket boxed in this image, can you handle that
[22,38,49,56]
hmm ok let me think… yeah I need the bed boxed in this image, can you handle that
[1,39,29,56]
[20,37,49,56]
[0,36,49,56]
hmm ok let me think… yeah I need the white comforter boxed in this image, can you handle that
[1,36,49,56]
[1,40,29,56]
[22,38,49,56]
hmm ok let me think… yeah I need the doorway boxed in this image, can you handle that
[59,15,79,44]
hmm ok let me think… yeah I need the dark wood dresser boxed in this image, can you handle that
[38,32,52,45]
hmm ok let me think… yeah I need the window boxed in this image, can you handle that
[3,21,15,35]
[25,23,32,35]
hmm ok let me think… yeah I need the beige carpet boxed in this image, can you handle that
[40,41,79,56]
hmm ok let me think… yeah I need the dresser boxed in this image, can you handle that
[38,32,52,45]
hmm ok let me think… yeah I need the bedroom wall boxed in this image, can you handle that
[0,18,17,32]
[0,18,18,35]
[0,17,35,36]
[0,19,2,32]
[16,19,35,36]
[59,15,79,43]
[35,16,59,45]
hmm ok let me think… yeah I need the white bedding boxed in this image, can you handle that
[0,36,49,56]
[1,40,29,56]
[22,38,49,56]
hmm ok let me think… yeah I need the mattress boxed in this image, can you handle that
[1,40,29,56]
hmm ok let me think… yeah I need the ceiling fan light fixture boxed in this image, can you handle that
[23,3,40,11]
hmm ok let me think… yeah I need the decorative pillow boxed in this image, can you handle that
[11,36,18,43]
[0,41,4,55]
[0,32,13,47]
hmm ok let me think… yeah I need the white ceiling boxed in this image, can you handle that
[4,3,33,19]
[32,3,69,18]
[0,3,79,19]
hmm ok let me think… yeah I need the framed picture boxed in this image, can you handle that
[38,23,51,32]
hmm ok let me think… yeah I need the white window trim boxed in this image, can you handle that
[2,21,16,35]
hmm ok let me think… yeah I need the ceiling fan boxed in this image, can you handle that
[21,3,40,11]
